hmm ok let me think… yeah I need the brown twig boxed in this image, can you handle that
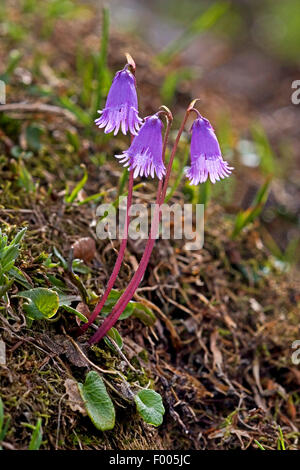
[0,102,77,123]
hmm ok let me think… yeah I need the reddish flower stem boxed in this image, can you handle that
[89,185,162,345]
[89,107,191,344]
[77,168,134,335]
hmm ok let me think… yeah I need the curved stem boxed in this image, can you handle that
[160,108,190,202]
[89,184,161,344]
[77,169,134,335]
[89,109,192,345]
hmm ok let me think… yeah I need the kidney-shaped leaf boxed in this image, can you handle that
[134,389,165,427]
[78,371,115,431]
[17,288,59,320]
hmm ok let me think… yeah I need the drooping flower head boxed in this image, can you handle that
[185,117,233,184]
[115,115,166,179]
[95,65,142,136]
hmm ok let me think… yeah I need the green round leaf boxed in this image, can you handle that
[17,288,59,320]
[134,389,165,427]
[78,371,115,431]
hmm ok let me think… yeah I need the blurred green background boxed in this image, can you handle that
[109,0,300,65]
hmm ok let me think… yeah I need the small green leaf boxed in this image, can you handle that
[0,398,10,444]
[53,248,90,273]
[60,304,88,323]
[134,389,165,427]
[104,327,123,351]
[53,247,68,269]
[101,290,156,325]
[17,288,59,320]
[254,439,265,450]
[28,418,43,450]
[77,191,106,206]
[131,302,156,326]
[101,289,134,320]
[277,426,286,451]
[8,266,32,289]
[72,258,90,274]
[11,227,27,246]
[1,246,19,273]
[0,228,26,275]
[78,371,115,431]
[16,161,35,192]
[47,274,66,288]
[65,165,88,204]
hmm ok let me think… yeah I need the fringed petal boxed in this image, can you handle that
[185,155,233,186]
[114,115,165,180]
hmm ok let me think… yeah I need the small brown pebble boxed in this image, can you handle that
[72,237,96,263]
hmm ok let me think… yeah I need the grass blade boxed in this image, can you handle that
[93,6,110,117]
[65,165,88,204]
[232,176,271,238]
[157,1,230,64]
